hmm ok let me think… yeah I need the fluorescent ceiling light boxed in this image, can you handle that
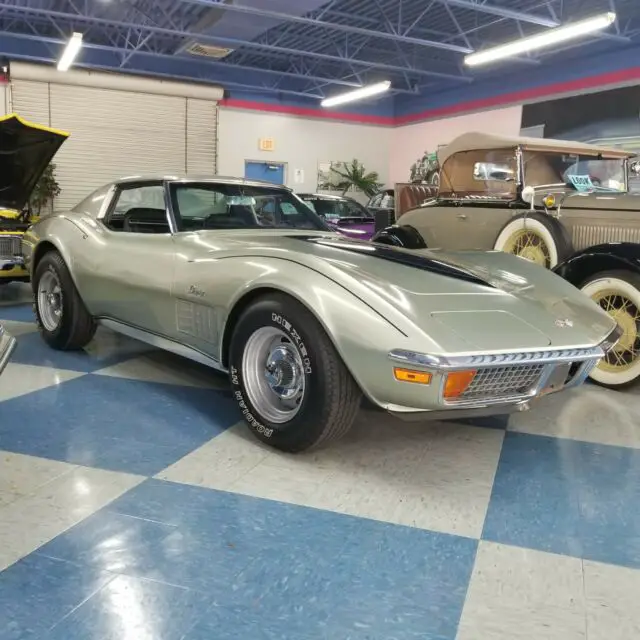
[57,32,83,71]
[464,12,616,67]
[321,81,391,108]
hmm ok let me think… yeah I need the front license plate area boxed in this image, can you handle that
[541,362,572,395]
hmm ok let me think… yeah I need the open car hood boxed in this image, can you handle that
[0,114,68,212]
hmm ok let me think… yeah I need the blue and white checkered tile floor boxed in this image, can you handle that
[1,284,640,640]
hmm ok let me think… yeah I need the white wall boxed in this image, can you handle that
[0,84,6,116]
[390,105,523,184]
[218,107,391,198]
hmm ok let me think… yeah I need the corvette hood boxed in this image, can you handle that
[0,114,68,213]
[204,232,616,354]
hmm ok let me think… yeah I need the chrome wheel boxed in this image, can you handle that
[591,287,640,374]
[503,229,551,267]
[37,270,63,332]
[242,326,306,424]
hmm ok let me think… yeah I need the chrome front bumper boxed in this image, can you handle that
[0,324,16,375]
[383,325,624,420]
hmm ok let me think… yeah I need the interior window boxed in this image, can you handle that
[105,184,169,233]
[169,183,329,232]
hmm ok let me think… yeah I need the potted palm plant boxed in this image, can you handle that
[27,163,61,219]
[329,159,382,197]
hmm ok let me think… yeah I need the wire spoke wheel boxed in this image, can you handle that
[503,229,551,267]
[37,269,64,332]
[241,326,306,425]
[591,288,640,374]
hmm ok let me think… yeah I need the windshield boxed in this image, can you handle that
[169,183,331,232]
[523,152,627,193]
[300,196,370,220]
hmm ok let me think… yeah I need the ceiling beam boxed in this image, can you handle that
[0,45,328,99]
[172,0,473,54]
[440,0,559,27]
[0,30,423,97]
[0,29,358,90]
[0,3,472,82]
[440,0,629,42]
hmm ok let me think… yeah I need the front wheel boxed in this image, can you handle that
[228,294,362,452]
[33,250,96,350]
[494,213,572,269]
[581,270,640,389]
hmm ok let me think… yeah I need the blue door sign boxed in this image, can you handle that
[244,162,285,185]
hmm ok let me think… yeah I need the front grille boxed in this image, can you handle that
[0,236,21,259]
[458,364,546,401]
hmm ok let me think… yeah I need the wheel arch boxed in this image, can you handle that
[220,286,287,368]
[218,276,406,409]
[371,224,427,249]
[554,245,640,287]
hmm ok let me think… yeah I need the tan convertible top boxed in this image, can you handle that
[437,132,634,164]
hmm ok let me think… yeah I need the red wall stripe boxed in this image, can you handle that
[396,67,640,125]
[221,67,640,127]
[219,98,394,126]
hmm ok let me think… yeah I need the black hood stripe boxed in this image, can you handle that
[291,235,495,288]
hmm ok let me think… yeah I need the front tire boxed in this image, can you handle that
[229,294,362,452]
[581,271,640,389]
[33,250,96,351]
[494,213,572,269]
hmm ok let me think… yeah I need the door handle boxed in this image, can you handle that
[457,213,467,220]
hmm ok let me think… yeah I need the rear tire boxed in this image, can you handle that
[494,213,572,269]
[228,293,362,452]
[33,250,96,351]
[580,270,640,389]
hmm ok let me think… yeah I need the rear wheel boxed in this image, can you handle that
[494,214,571,269]
[33,250,96,350]
[581,270,640,388]
[228,293,362,452]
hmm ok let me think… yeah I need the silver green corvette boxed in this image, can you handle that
[22,176,621,451]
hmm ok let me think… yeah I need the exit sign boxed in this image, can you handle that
[259,137,275,151]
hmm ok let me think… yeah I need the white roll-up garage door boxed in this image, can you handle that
[10,64,221,210]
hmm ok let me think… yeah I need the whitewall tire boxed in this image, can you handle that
[494,214,570,269]
[581,272,640,388]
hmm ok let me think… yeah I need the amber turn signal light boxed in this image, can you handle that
[443,370,477,399]
[393,368,432,385]
[542,194,556,208]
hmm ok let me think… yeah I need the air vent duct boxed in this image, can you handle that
[185,43,234,59]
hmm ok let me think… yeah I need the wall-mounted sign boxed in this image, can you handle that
[258,137,275,152]
[293,169,304,184]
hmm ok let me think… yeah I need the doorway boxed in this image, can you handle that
[244,161,285,185]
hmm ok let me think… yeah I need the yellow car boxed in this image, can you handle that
[0,114,68,285]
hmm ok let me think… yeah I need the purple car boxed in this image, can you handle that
[298,193,375,240]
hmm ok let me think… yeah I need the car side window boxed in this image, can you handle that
[341,200,362,217]
[440,150,516,200]
[176,188,227,220]
[368,194,383,209]
[105,184,169,233]
[380,193,394,209]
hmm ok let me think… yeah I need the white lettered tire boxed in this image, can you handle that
[228,293,362,452]
[494,213,571,269]
[581,271,640,388]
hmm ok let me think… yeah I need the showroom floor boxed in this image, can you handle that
[1,284,639,640]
